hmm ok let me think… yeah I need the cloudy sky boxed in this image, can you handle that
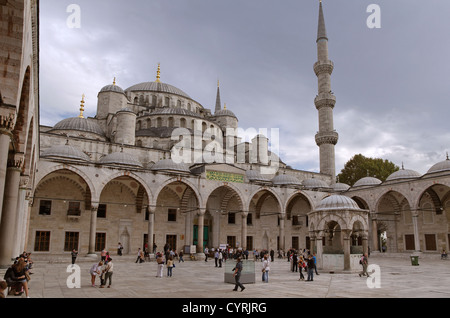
[39,0,450,176]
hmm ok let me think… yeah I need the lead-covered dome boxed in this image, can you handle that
[99,151,143,168]
[386,168,421,182]
[302,177,330,190]
[272,173,302,186]
[100,84,125,94]
[51,117,105,137]
[125,82,191,99]
[246,169,270,183]
[316,195,361,211]
[151,159,191,174]
[352,176,382,188]
[427,157,450,174]
[332,182,350,192]
[41,144,91,162]
[215,108,237,118]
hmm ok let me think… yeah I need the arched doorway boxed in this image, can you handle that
[285,192,312,251]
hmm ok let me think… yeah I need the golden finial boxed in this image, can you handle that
[224,103,227,110]
[217,79,220,87]
[156,63,161,83]
[113,77,116,85]
[79,94,85,118]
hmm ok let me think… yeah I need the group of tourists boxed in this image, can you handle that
[1,251,33,298]
[90,248,114,288]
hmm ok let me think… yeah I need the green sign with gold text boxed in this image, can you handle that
[206,171,244,183]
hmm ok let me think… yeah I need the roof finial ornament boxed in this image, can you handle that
[224,103,227,110]
[113,77,116,86]
[402,162,404,170]
[446,152,449,160]
[78,94,85,119]
[156,63,161,83]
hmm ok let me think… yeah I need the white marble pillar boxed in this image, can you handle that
[87,203,99,256]
[147,207,155,254]
[279,216,285,251]
[412,211,421,252]
[241,212,248,250]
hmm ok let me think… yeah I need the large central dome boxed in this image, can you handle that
[125,81,191,99]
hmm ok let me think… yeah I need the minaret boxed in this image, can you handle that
[215,80,222,114]
[314,0,338,182]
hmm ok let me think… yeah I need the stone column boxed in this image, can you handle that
[279,215,285,251]
[0,153,23,268]
[412,210,421,252]
[342,230,351,271]
[241,212,248,250]
[362,232,369,255]
[147,207,155,255]
[197,209,205,254]
[315,231,323,270]
[371,217,379,252]
[13,176,29,257]
[87,203,99,257]
[0,113,15,221]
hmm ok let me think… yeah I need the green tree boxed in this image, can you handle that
[337,154,399,186]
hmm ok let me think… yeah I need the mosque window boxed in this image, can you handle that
[97,204,107,218]
[64,232,79,252]
[34,231,50,252]
[39,200,52,215]
[168,117,174,128]
[187,103,191,111]
[146,118,151,128]
[95,233,106,252]
[247,213,253,225]
[67,201,81,216]
[177,100,181,107]
[152,95,157,106]
[168,208,177,222]
[157,117,162,128]
[227,236,236,248]
[228,212,236,224]
[165,97,170,106]
[180,118,186,128]
[246,236,253,250]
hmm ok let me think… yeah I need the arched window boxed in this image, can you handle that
[157,117,162,128]
[146,118,151,129]
[168,117,174,128]
[180,118,186,128]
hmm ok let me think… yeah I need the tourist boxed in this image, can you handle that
[214,250,219,267]
[156,253,164,278]
[167,256,174,277]
[313,253,319,275]
[0,281,7,298]
[298,256,305,281]
[441,249,448,260]
[101,248,107,261]
[262,255,270,283]
[204,246,209,262]
[100,257,113,288]
[270,249,275,262]
[306,255,315,281]
[359,253,370,277]
[232,257,245,292]
[5,258,29,297]
[90,261,103,287]
[179,249,184,263]
[117,242,123,256]
[218,249,223,267]
[71,248,78,265]
[292,252,298,272]
[136,248,144,263]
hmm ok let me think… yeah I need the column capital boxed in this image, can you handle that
[7,152,24,169]
[0,108,16,133]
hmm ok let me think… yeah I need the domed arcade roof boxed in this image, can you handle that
[151,159,191,174]
[427,156,450,174]
[386,167,421,182]
[332,182,350,192]
[51,117,105,137]
[41,144,91,162]
[352,176,382,188]
[99,151,143,168]
[302,177,330,189]
[272,173,302,186]
[246,169,270,183]
[316,195,361,211]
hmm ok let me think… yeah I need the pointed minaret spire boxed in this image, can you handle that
[78,94,85,118]
[317,0,328,43]
[215,79,222,114]
[314,0,338,183]
[155,63,161,83]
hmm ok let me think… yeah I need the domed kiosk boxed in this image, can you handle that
[308,194,369,272]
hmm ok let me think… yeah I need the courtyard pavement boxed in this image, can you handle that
[2,252,450,301]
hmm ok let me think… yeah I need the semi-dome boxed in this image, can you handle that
[302,177,330,189]
[332,182,350,192]
[41,144,91,162]
[99,151,143,168]
[272,173,302,186]
[51,117,105,137]
[151,159,190,174]
[386,168,421,182]
[427,157,450,174]
[316,195,361,211]
[125,81,191,99]
[246,169,270,183]
[353,176,382,188]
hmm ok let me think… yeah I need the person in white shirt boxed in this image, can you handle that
[262,255,270,283]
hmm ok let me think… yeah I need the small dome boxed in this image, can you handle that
[51,117,105,137]
[332,182,350,192]
[151,159,190,174]
[215,108,237,118]
[386,168,421,182]
[272,173,302,186]
[353,176,382,188]
[100,84,125,94]
[99,151,143,168]
[41,144,90,162]
[246,169,270,183]
[427,158,450,174]
[302,177,330,189]
[316,195,361,211]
